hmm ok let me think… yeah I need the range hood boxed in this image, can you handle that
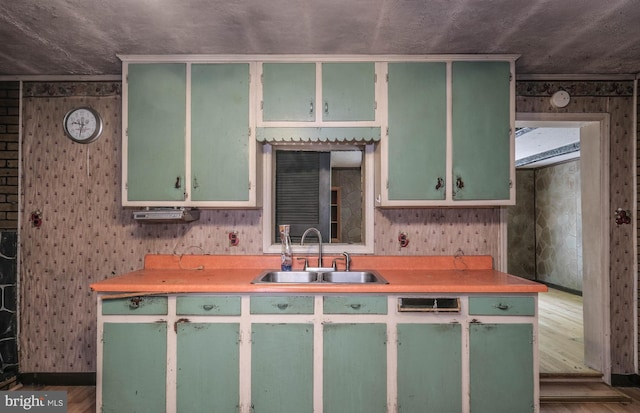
[133,208,200,223]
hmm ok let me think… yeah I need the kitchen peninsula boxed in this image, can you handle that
[91,254,547,413]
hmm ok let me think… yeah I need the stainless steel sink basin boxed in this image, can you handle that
[252,270,388,284]
[321,271,388,284]
[252,271,319,283]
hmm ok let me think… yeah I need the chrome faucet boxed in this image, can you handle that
[300,227,332,271]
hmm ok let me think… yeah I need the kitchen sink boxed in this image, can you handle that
[252,270,387,284]
[252,271,319,283]
[321,271,388,284]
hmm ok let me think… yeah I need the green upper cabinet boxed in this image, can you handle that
[387,62,447,201]
[378,59,515,206]
[452,61,512,201]
[262,63,316,122]
[321,62,376,121]
[126,63,187,202]
[191,63,250,202]
[260,62,376,124]
[123,61,256,207]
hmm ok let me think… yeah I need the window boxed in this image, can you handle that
[262,144,374,255]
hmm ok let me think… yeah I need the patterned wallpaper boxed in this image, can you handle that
[507,169,535,279]
[517,80,636,375]
[18,83,500,373]
[17,79,637,376]
[508,161,584,293]
[535,161,583,291]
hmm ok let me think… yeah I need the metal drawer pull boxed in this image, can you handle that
[277,303,289,310]
[129,297,142,309]
[202,304,215,311]
[496,303,510,311]
[350,303,362,310]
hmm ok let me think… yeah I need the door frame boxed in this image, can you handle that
[501,112,613,382]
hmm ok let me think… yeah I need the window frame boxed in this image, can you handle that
[262,143,375,255]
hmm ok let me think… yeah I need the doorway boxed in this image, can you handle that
[510,113,611,382]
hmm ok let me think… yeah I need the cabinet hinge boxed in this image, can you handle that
[248,180,252,190]
[386,73,389,82]
[374,73,377,83]
[509,179,513,189]
[386,180,389,189]
[386,126,389,136]
[260,100,264,110]
[248,127,251,137]
[510,72,513,82]
[374,101,377,110]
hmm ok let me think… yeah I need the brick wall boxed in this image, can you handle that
[0,82,19,230]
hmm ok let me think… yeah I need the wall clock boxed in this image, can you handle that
[63,106,103,143]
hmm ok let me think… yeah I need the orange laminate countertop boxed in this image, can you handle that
[90,254,548,294]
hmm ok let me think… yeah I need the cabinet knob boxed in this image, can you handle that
[129,297,143,309]
[435,177,444,191]
[175,176,181,189]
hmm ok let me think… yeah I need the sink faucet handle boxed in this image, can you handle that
[296,257,309,270]
[331,252,351,271]
[342,252,351,271]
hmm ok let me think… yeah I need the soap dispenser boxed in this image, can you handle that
[280,224,293,271]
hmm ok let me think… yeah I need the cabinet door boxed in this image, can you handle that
[191,63,250,201]
[252,323,314,413]
[322,62,376,121]
[387,62,447,200]
[262,63,316,121]
[102,323,167,413]
[323,323,387,413]
[176,322,240,413]
[126,63,186,202]
[469,323,534,413]
[451,61,511,200]
[397,323,462,413]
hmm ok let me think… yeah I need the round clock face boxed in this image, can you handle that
[63,107,103,143]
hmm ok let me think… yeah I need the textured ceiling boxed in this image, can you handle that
[1,0,639,77]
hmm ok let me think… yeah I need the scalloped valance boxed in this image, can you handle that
[256,127,381,144]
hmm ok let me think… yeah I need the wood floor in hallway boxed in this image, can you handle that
[539,287,600,375]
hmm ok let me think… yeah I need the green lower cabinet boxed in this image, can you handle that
[102,323,167,413]
[323,323,387,413]
[397,323,462,413]
[251,323,314,413]
[176,322,240,413]
[469,323,534,413]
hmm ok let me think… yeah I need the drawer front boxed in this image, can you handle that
[102,296,168,315]
[177,296,241,316]
[468,296,535,316]
[250,296,314,314]
[323,296,388,314]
